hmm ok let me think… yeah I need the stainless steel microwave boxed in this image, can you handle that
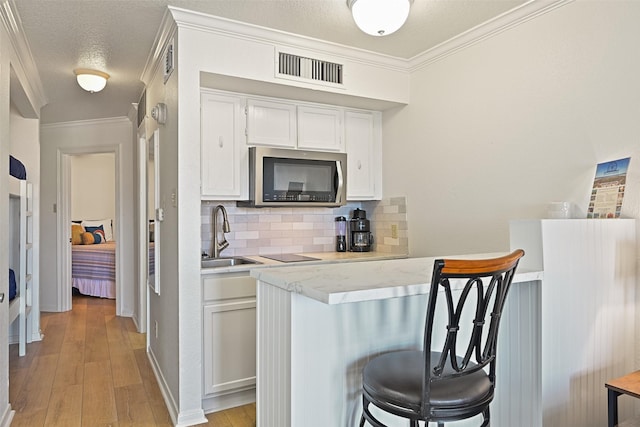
[239,146,346,207]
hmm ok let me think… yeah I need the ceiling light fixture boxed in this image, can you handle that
[347,0,411,37]
[74,68,110,93]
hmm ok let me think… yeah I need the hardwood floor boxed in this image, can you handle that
[9,294,256,427]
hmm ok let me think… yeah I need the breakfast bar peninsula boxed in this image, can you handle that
[251,219,636,427]
[251,253,543,427]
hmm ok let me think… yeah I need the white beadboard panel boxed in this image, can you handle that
[511,219,637,427]
[493,280,542,427]
[256,282,291,427]
[258,277,542,427]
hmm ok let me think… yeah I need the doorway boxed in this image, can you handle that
[58,147,123,315]
[69,153,117,303]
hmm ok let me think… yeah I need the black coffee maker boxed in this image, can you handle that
[349,208,373,252]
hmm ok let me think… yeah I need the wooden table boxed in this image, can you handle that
[605,371,640,427]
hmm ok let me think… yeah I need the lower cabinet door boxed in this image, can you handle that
[203,299,257,395]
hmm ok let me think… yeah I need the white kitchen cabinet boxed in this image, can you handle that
[246,98,297,148]
[297,105,343,152]
[202,273,256,408]
[201,91,248,200]
[200,89,383,202]
[345,110,382,200]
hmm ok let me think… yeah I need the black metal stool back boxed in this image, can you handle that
[360,250,525,427]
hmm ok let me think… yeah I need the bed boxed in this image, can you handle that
[9,155,32,356]
[71,219,116,299]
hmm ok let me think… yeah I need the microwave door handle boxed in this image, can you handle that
[336,160,344,203]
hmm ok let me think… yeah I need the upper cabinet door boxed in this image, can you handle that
[345,110,382,200]
[201,91,248,200]
[297,105,344,152]
[246,98,297,148]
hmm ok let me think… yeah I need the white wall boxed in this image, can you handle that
[383,0,640,256]
[70,153,115,222]
[0,25,11,425]
[40,118,135,315]
[9,103,40,185]
[143,22,182,423]
[1,2,45,422]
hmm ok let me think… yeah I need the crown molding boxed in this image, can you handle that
[148,1,573,96]
[140,7,177,85]
[0,0,47,115]
[408,0,575,72]
[168,6,408,73]
[163,1,573,76]
[41,116,131,130]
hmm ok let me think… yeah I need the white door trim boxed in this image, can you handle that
[137,135,148,333]
[57,145,122,314]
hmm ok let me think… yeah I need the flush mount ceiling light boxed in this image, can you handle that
[347,0,411,36]
[74,68,110,93]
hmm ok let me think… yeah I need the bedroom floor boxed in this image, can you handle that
[8,295,256,426]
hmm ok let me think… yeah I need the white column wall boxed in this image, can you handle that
[143,26,188,424]
[510,219,637,426]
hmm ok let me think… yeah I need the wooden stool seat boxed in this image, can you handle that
[606,371,640,427]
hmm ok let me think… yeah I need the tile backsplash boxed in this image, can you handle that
[363,196,409,254]
[201,196,408,257]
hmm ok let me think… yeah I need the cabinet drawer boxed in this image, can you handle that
[203,274,256,301]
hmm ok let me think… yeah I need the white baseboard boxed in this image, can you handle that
[31,330,43,342]
[146,347,179,425]
[175,408,208,427]
[8,333,19,345]
[202,388,256,414]
[146,347,208,427]
[0,404,14,427]
[39,304,61,312]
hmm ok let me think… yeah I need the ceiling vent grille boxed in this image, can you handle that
[163,40,174,83]
[278,52,343,85]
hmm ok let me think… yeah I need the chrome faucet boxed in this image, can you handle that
[211,205,231,258]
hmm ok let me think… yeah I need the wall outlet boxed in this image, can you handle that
[391,224,398,239]
[155,320,159,339]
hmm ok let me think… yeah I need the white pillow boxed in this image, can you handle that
[81,219,113,242]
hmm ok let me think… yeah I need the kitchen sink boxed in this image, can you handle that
[201,256,262,269]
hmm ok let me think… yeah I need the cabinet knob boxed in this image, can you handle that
[218,136,224,148]
[357,160,362,170]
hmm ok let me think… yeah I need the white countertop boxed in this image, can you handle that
[200,251,407,275]
[250,252,543,304]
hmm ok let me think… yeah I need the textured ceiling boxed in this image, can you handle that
[13,0,527,124]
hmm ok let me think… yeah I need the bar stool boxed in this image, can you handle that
[360,250,525,427]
